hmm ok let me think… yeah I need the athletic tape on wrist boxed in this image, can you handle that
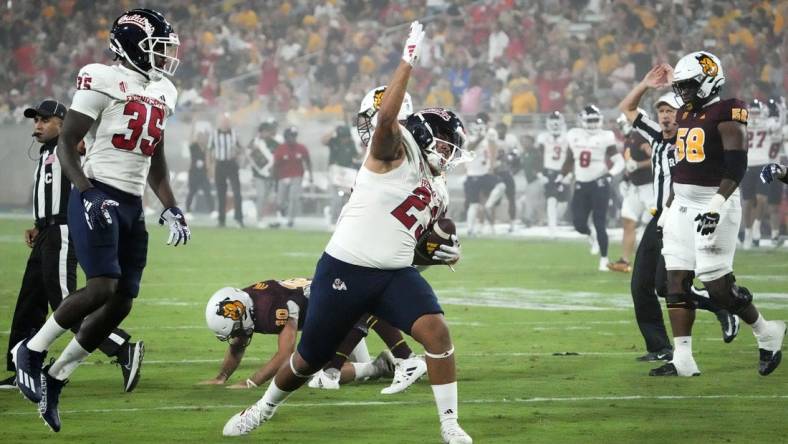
[424,346,454,359]
[245,379,258,388]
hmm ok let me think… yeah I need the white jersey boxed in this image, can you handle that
[566,127,616,182]
[747,119,781,166]
[69,63,178,196]
[466,127,497,176]
[536,131,569,172]
[325,125,449,269]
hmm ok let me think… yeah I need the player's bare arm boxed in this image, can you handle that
[199,336,248,385]
[561,149,574,176]
[147,134,177,208]
[229,318,297,389]
[636,142,653,168]
[57,110,95,192]
[618,64,672,122]
[717,120,748,199]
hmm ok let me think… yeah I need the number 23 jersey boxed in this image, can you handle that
[325,124,448,269]
[69,63,178,196]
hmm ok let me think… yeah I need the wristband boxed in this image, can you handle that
[707,193,726,213]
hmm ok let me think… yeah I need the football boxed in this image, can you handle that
[412,218,456,266]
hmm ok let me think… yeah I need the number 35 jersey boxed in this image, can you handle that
[325,124,448,270]
[69,63,178,196]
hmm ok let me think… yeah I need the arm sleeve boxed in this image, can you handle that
[286,300,300,321]
[632,112,661,144]
[69,89,111,120]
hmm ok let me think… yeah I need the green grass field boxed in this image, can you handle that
[1,218,787,443]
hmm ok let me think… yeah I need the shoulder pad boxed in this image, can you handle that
[75,63,125,100]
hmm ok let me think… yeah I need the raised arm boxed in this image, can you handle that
[618,64,672,122]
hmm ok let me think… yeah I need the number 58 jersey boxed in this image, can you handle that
[69,63,178,196]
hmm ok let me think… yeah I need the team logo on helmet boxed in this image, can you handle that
[696,54,718,77]
[117,14,154,36]
[373,89,385,111]
[217,299,247,321]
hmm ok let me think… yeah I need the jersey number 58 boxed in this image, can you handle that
[675,128,706,163]
[111,102,164,156]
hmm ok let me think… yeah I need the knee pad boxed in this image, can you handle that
[729,285,753,315]
[424,346,454,359]
[665,293,695,310]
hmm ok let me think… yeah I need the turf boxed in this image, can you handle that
[0,218,786,443]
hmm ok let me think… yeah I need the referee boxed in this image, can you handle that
[1,100,143,392]
[209,113,244,228]
[618,68,737,364]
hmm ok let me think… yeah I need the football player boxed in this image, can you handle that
[740,99,777,249]
[564,105,625,271]
[651,51,785,377]
[200,281,395,389]
[223,22,473,443]
[484,122,522,233]
[11,9,189,432]
[536,111,570,236]
[608,112,653,273]
[762,98,786,246]
[464,112,498,236]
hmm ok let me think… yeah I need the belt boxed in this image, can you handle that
[35,215,67,229]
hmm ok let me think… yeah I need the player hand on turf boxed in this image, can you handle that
[81,187,119,230]
[432,234,461,265]
[695,211,720,236]
[197,377,226,385]
[159,207,191,246]
[401,21,425,66]
[227,379,256,389]
[760,163,786,184]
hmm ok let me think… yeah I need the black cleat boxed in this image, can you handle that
[636,349,673,362]
[0,374,16,389]
[39,365,67,432]
[11,339,46,403]
[716,310,740,343]
[116,341,144,393]
[758,349,783,376]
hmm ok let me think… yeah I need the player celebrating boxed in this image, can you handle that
[223,22,473,443]
[536,111,570,236]
[564,105,625,271]
[651,51,785,377]
[11,9,189,432]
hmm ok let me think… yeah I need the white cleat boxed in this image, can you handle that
[307,368,340,390]
[223,402,267,437]
[588,235,599,255]
[381,355,427,395]
[598,257,609,272]
[441,420,473,444]
[371,350,396,379]
[672,356,701,377]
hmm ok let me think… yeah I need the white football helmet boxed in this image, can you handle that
[357,85,414,146]
[205,287,255,341]
[546,111,565,136]
[672,51,725,108]
[579,105,603,130]
[749,99,765,128]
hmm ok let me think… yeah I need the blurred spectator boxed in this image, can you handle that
[248,119,279,227]
[518,134,545,227]
[209,113,244,228]
[185,129,215,215]
[272,126,312,228]
[322,124,360,227]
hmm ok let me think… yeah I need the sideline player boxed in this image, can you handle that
[651,52,785,377]
[740,100,777,248]
[464,112,498,236]
[12,9,190,432]
[484,122,522,232]
[564,105,625,271]
[536,111,570,236]
[223,22,473,443]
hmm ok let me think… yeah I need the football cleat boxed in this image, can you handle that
[598,257,609,272]
[607,258,631,273]
[716,311,740,344]
[588,235,599,255]
[117,341,144,393]
[0,375,16,389]
[381,355,427,395]
[635,348,673,362]
[441,420,473,444]
[11,338,46,403]
[649,361,700,377]
[39,364,67,432]
[223,402,267,437]
[371,350,396,379]
[307,368,340,390]
[757,320,786,376]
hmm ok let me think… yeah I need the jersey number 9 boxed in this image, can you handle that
[675,127,706,163]
[111,102,164,156]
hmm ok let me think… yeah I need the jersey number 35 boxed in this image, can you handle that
[111,102,164,156]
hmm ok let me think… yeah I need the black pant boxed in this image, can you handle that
[215,160,242,225]
[572,178,610,257]
[630,216,671,353]
[186,168,214,213]
[7,225,130,371]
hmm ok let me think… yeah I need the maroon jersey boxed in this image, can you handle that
[671,98,748,187]
[243,279,310,334]
[624,130,653,186]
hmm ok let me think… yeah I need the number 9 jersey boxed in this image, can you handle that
[69,63,178,196]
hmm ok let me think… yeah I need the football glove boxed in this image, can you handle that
[159,207,191,246]
[760,163,785,184]
[432,234,460,265]
[695,194,726,236]
[81,188,119,230]
[401,21,425,66]
[625,158,639,173]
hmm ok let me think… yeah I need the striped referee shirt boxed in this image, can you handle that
[33,139,71,225]
[209,128,239,162]
[633,112,676,216]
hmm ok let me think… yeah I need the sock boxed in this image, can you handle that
[48,338,91,381]
[547,197,557,230]
[255,380,291,419]
[751,313,769,337]
[673,336,693,362]
[432,381,459,424]
[27,316,67,352]
[326,327,366,370]
[351,361,377,380]
[753,220,762,241]
[467,204,479,233]
[744,228,752,244]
